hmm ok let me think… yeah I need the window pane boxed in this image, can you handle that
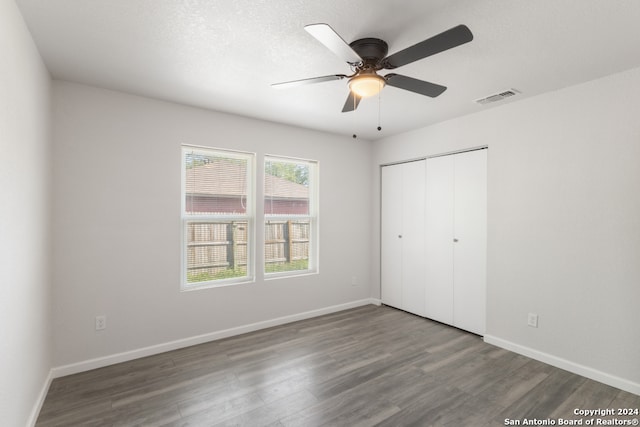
[264,156,316,276]
[182,146,254,289]
[264,160,309,215]
[185,221,249,283]
[265,219,310,274]
[185,151,248,215]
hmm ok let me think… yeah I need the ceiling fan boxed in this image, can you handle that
[272,23,473,112]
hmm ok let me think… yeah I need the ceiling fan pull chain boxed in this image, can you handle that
[377,86,382,131]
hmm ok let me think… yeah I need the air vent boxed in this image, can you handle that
[475,89,521,105]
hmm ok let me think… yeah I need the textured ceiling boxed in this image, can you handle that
[15,0,640,140]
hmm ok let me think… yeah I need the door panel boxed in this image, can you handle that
[401,160,426,316]
[453,149,487,335]
[425,155,455,325]
[381,164,403,309]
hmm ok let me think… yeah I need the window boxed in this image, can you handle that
[264,156,318,276]
[182,146,254,288]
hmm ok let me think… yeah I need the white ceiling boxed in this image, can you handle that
[15,0,640,140]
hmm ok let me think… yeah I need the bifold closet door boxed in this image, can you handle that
[425,149,486,335]
[381,160,426,317]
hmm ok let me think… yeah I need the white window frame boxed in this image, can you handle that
[264,155,319,279]
[181,145,255,290]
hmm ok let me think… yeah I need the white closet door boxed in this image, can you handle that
[453,149,487,335]
[381,164,403,309]
[401,160,426,316]
[425,155,455,325]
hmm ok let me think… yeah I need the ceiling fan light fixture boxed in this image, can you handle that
[349,73,386,97]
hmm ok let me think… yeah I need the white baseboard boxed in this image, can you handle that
[484,335,640,396]
[52,298,378,378]
[28,369,53,427]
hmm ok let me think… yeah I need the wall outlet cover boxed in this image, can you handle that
[527,313,538,328]
[95,315,106,330]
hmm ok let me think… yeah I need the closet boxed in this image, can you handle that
[381,148,487,335]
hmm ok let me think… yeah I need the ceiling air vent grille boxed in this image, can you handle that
[475,89,520,105]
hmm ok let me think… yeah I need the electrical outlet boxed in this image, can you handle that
[351,276,358,286]
[527,313,538,328]
[95,315,106,331]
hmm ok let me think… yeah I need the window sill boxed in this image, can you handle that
[264,270,318,281]
[180,277,256,292]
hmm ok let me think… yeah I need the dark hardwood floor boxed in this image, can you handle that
[36,305,639,426]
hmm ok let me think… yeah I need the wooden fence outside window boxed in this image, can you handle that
[186,220,309,280]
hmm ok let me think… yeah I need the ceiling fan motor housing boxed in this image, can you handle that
[349,38,389,66]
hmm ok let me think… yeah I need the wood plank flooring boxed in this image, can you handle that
[36,305,640,426]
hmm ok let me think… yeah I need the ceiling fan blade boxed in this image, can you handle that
[272,74,347,89]
[382,24,473,69]
[385,74,447,97]
[305,23,362,65]
[342,91,362,112]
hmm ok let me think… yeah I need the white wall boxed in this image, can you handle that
[51,81,373,368]
[0,0,53,425]
[372,67,640,393]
